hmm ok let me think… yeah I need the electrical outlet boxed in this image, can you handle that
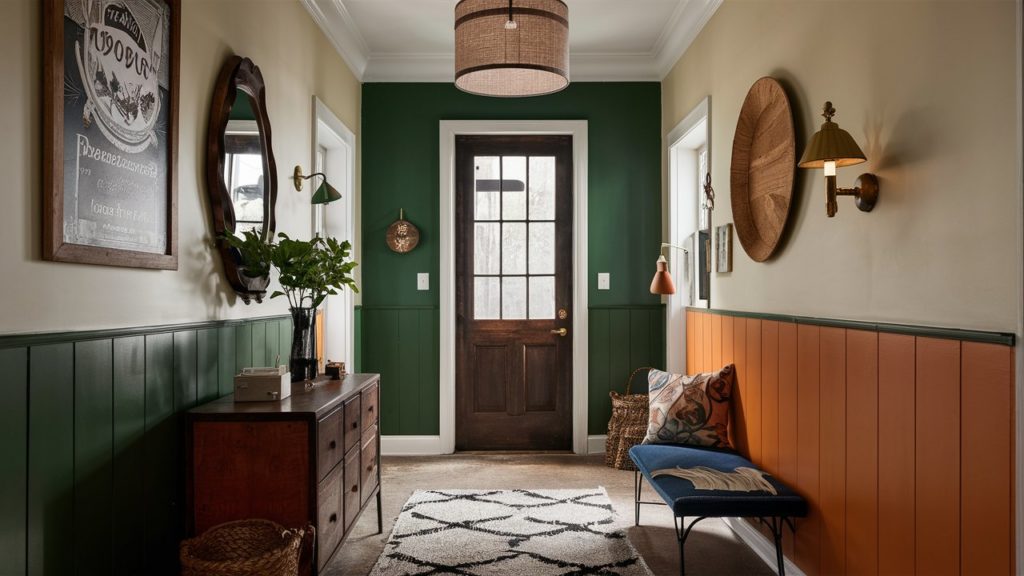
[417,273,430,291]
[597,273,610,290]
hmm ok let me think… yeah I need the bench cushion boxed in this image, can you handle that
[629,444,808,518]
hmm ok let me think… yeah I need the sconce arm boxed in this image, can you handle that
[660,242,689,256]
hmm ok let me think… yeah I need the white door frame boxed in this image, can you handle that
[439,120,589,455]
[312,96,356,371]
[665,97,710,375]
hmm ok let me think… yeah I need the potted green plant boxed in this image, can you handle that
[224,229,358,381]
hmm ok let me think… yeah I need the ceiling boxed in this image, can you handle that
[300,0,723,82]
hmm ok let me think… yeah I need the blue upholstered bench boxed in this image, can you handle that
[629,444,808,576]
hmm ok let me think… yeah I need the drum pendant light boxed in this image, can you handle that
[455,0,570,97]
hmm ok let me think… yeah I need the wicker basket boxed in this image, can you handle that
[180,519,311,576]
[604,367,654,470]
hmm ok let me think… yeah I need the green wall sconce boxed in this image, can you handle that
[798,102,879,217]
[293,165,341,204]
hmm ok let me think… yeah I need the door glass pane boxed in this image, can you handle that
[502,277,527,319]
[528,156,556,220]
[502,156,527,220]
[502,223,526,275]
[474,223,500,275]
[475,156,501,221]
[528,222,555,274]
[474,277,500,319]
[529,276,555,319]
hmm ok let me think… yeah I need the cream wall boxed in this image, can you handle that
[663,0,1019,332]
[0,0,360,335]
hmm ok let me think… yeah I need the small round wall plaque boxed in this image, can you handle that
[386,209,420,254]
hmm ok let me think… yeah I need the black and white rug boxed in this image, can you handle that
[369,488,652,576]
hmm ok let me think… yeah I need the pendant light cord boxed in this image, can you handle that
[508,0,514,23]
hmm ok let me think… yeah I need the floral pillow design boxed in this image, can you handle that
[642,365,735,448]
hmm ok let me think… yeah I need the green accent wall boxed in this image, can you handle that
[361,83,664,436]
[0,316,291,574]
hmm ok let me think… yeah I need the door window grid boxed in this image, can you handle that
[473,155,556,320]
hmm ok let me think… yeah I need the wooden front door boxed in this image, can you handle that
[455,135,573,451]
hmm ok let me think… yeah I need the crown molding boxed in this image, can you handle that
[299,0,370,80]
[303,0,722,83]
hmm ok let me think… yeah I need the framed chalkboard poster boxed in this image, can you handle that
[43,0,179,269]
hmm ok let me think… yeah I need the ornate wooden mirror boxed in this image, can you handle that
[206,56,277,303]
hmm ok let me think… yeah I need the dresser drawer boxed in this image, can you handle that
[316,464,343,571]
[361,426,379,506]
[361,383,379,431]
[343,447,360,531]
[343,397,361,453]
[316,407,344,482]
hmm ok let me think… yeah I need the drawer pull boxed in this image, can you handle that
[351,485,358,493]
[352,422,358,430]
[329,440,336,450]
[329,513,337,524]
[368,406,374,412]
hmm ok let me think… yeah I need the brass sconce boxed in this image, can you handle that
[293,165,341,205]
[650,243,689,295]
[798,102,879,217]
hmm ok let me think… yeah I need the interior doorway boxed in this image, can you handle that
[454,135,574,451]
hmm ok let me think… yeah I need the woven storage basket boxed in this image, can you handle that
[604,367,654,470]
[180,519,311,576]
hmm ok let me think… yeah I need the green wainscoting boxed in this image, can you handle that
[358,306,439,436]
[587,305,665,435]
[0,315,290,575]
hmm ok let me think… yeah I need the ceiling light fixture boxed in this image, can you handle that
[454,0,570,98]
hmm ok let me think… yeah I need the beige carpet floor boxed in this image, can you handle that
[323,454,774,576]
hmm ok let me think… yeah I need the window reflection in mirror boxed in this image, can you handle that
[222,92,265,237]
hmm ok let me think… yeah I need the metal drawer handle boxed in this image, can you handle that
[368,406,374,412]
[352,422,358,429]
[351,485,358,493]
[366,464,373,472]
[329,513,337,524]
[329,440,336,450]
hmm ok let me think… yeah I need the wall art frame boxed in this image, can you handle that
[716,223,732,273]
[43,0,180,269]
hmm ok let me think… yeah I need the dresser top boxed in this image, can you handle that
[189,373,379,418]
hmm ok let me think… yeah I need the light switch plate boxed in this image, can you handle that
[597,273,610,290]
[417,273,430,291]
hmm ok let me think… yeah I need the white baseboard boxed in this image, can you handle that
[723,517,805,576]
[587,435,607,454]
[381,435,444,456]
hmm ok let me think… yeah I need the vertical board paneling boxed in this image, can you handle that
[0,347,27,574]
[878,333,916,575]
[112,336,146,574]
[914,337,960,576]
[420,309,441,434]
[234,324,253,373]
[745,318,762,466]
[251,321,267,368]
[608,309,631,395]
[795,325,820,575]
[74,339,114,575]
[197,329,219,404]
[217,327,236,398]
[732,316,748,459]
[144,333,175,570]
[777,322,798,559]
[702,313,712,373]
[589,310,611,435]
[960,342,1013,576]
[28,343,75,576]
[629,311,652,383]
[265,321,280,366]
[711,314,722,370]
[278,318,293,369]
[819,327,846,576]
[693,311,704,374]
[398,309,422,435]
[721,315,735,367]
[686,310,694,375]
[174,330,198,412]
[845,330,879,576]
[761,321,779,475]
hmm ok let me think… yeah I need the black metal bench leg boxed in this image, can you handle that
[634,470,642,526]
[376,490,383,535]
[773,518,785,576]
[674,516,686,576]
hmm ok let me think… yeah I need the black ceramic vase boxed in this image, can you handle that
[290,307,318,382]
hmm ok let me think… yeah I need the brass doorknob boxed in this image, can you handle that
[550,328,568,337]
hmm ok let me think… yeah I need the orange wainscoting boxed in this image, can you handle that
[685,309,1015,576]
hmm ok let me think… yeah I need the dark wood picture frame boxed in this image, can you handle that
[43,0,180,270]
[205,56,278,304]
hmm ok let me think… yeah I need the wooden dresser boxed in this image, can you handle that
[187,373,382,574]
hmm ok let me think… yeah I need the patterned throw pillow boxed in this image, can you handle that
[642,365,735,448]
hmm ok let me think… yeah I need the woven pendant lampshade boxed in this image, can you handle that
[455,0,569,97]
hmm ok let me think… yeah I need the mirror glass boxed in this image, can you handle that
[222,91,266,238]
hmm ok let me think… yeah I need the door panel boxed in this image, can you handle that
[456,135,573,451]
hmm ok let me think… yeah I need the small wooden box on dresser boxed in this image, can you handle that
[187,373,382,574]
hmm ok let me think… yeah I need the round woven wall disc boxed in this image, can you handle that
[386,218,420,254]
[729,77,796,262]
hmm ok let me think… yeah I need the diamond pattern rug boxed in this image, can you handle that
[369,488,653,575]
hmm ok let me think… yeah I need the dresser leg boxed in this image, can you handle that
[376,490,383,534]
